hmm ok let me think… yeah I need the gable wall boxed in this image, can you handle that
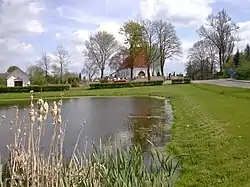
[6,69,30,87]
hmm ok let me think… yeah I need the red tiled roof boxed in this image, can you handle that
[118,51,148,71]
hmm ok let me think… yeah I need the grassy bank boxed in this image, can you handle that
[1,84,250,186]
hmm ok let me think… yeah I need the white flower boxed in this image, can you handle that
[37,99,44,106]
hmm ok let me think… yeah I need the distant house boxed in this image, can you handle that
[0,67,30,87]
[116,52,153,79]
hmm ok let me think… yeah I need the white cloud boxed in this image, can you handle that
[139,0,215,28]
[26,20,44,33]
[97,22,126,44]
[55,33,61,38]
[237,21,250,49]
[0,0,44,72]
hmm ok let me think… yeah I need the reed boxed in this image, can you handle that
[0,91,179,187]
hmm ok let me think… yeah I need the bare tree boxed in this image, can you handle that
[140,20,160,80]
[154,20,182,77]
[109,46,129,72]
[54,45,71,83]
[83,31,119,79]
[197,9,239,72]
[37,53,51,77]
[82,61,99,81]
[188,40,208,79]
[204,39,218,75]
[188,40,218,79]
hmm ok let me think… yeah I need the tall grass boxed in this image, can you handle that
[0,91,179,187]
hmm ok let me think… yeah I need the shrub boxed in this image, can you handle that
[71,80,79,87]
[0,85,70,93]
[114,79,127,83]
[171,78,191,84]
[236,60,250,80]
[89,80,164,89]
[100,77,109,83]
[0,77,5,86]
[68,76,80,84]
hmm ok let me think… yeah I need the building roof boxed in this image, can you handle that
[0,67,28,79]
[118,52,148,71]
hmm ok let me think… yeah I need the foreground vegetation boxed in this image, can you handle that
[0,92,177,187]
[1,83,250,186]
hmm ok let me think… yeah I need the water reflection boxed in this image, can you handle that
[0,97,171,158]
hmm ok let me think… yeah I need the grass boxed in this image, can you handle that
[1,83,250,186]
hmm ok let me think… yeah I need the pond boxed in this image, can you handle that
[0,97,172,158]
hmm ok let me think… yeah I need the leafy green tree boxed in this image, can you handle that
[27,65,47,85]
[120,20,144,80]
[0,77,5,86]
[233,49,240,67]
[244,44,250,59]
[236,59,250,80]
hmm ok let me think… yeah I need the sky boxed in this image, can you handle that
[0,0,250,75]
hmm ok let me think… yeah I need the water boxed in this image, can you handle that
[0,97,172,158]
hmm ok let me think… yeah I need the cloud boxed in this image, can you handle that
[26,20,44,33]
[237,21,250,49]
[139,0,215,28]
[0,0,45,72]
[97,22,125,44]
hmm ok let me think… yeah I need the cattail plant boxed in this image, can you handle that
[0,92,179,187]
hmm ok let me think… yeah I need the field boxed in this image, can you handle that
[1,83,250,186]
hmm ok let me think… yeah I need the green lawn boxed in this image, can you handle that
[1,84,250,186]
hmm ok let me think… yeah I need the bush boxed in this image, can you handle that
[89,80,164,89]
[114,79,127,83]
[71,80,79,87]
[100,77,109,83]
[171,78,191,84]
[0,85,70,93]
[236,61,250,80]
[68,76,80,84]
[0,77,5,86]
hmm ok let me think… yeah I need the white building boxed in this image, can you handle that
[116,52,153,79]
[0,67,30,87]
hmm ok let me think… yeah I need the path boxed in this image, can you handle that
[193,79,250,88]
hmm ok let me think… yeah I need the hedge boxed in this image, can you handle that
[89,80,164,89]
[171,78,191,84]
[0,85,70,93]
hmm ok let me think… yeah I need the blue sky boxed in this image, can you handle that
[1,0,250,75]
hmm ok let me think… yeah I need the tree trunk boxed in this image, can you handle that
[100,68,104,79]
[219,50,222,72]
[160,57,164,77]
[130,67,133,80]
[60,64,63,84]
[147,66,151,81]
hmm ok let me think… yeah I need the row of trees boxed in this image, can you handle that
[29,19,182,84]
[83,19,182,80]
[28,45,73,85]
[186,9,240,80]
